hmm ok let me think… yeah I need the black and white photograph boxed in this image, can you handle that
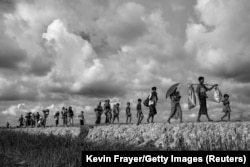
[0,0,250,166]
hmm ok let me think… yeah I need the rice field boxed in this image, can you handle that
[0,122,250,166]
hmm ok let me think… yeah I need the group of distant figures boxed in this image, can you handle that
[17,106,85,128]
[18,109,49,128]
[13,76,231,128]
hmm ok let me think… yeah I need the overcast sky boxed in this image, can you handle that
[1,0,250,126]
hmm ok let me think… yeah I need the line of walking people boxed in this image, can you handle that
[94,87,158,125]
[18,109,49,128]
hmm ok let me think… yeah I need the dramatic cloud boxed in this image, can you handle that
[185,0,250,83]
[0,0,250,126]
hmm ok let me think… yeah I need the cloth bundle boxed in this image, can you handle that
[188,84,196,110]
[213,86,222,103]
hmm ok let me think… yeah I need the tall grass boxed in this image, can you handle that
[0,122,250,166]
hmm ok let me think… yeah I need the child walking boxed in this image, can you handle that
[112,103,120,123]
[126,102,132,124]
[221,94,231,121]
[137,99,144,125]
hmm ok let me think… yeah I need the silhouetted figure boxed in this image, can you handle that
[147,87,158,123]
[168,91,182,123]
[54,111,60,127]
[126,102,132,124]
[68,106,74,126]
[42,109,49,127]
[104,100,112,124]
[137,99,144,125]
[6,122,10,128]
[196,76,217,122]
[113,103,120,123]
[31,113,36,127]
[25,112,32,127]
[79,111,85,126]
[36,112,40,127]
[18,115,25,127]
[95,102,103,124]
[221,94,231,121]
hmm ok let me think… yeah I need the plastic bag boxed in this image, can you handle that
[143,95,149,107]
[214,86,222,103]
[188,84,196,109]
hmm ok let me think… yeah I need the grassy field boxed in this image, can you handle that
[0,122,250,166]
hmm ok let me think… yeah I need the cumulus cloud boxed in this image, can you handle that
[2,103,25,116]
[185,0,250,83]
[0,0,250,125]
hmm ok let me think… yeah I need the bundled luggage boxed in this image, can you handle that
[188,84,196,109]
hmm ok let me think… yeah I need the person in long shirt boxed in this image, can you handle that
[36,112,40,127]
[104,100,112,124]
[196,76,218,122]
[112,103,120,123]
[64,108,68,126]
[147,87,158,123]
[137,99,143,125]
[167,91,182,123]
[78,111,85,126]
[18,115,25,127]
[68,106,74,126]
[126,102,132,124]
[95,102,103,125]
[54,111,60,127]
[31,113,36,128]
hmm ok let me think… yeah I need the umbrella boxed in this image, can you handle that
[166,83,180,99]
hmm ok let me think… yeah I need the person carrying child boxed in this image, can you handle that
[126,102,132,124]
[137,99,144,125]
[221,94,231,121]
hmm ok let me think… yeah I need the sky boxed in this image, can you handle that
[1,0,250,126]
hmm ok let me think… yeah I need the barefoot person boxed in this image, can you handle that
[54,111,60,127]
[196,76,218,122]
[167,91,182,123]
[95,102,103,125]
[79,111,85,126]
[221,94,231,121]
[136,99,144,125]
[18,115,25,127]
[113,103,120,123]
[126,102,132,124]
[147,87,158,123]
[104,100,112,124]
[68,106,74,126]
